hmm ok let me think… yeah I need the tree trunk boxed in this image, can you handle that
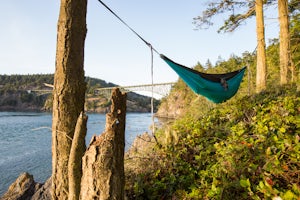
[278,0,291,84]
[52,0,87,199]
[68,112,88,200]
[255,0,267,93]
[80,88,126,200]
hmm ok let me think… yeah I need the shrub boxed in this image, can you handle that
[126,85,300,199]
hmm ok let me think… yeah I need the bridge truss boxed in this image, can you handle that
[94,82,175,98]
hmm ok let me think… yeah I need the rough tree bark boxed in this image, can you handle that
[80,88,126,200]
[68,112,88,200]
[52,0,87,199]
[278,0,291,84]
[255,0,267,93]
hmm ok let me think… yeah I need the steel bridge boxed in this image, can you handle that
[28,82,175,98]
[94,82,175,98]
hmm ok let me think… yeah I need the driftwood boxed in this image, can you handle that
[80,88,126,200]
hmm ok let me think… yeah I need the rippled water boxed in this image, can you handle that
[0,112,154,195]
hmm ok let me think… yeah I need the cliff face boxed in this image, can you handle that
[0,90,48,112]
[155,92,186,118]
[156,80,196,119]
[156,79,215,119]
[85,94,157,113]
[0,91,157,113]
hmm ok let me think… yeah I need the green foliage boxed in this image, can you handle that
[0,74,54,90]
[127,85,300,199]
[193,0,256,33]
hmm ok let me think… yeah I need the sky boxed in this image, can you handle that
[0,0,279,88]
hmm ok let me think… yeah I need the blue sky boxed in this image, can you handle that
[1,0,279,87]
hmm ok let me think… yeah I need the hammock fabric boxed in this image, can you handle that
[160,54,246,103]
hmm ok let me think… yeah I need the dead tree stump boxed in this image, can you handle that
[80,88,126,200]
[68,112,88,200]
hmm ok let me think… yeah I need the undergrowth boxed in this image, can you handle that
[125,85,300,200]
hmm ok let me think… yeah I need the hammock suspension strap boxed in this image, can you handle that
[97,0,160,55]
[98,0,159,140]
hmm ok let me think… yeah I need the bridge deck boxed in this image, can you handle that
[95,82,175,97]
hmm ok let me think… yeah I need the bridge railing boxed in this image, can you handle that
[94,82,176,98]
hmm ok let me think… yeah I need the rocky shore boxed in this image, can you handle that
[0,173,51,200]
[1,132,154,200]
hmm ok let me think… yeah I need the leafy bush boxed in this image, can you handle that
[126,85,300,199]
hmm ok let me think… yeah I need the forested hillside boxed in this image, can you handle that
[0,74,53,111]
[125,7,300,199]
[0,74,159,112]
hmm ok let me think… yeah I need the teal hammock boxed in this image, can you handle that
[96,0,247,103]
[160,54,246,103]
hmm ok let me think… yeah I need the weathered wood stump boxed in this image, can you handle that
[80,88,126,200]
[68,112,88,200]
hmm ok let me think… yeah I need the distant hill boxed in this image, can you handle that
[0,74,160,112]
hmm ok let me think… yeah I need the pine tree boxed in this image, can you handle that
[255,0,267,92]
[193,0,268,92]
[278,0,291,84]
[51,0,87,199]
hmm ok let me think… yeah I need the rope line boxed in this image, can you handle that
[150,45,160,145]
[31,126,73,141]
[97,0,161,145]
[97,0,160,55]
[150,45,155,135]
